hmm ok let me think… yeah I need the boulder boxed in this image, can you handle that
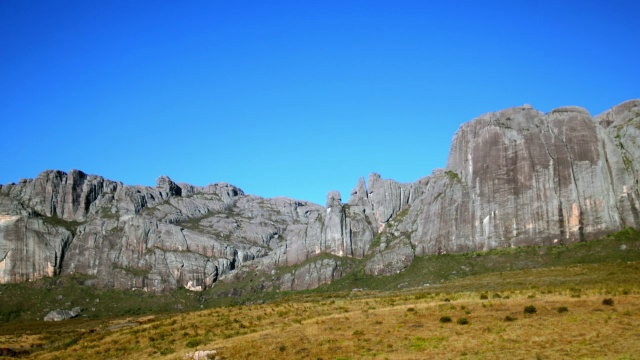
[44,307,82,321]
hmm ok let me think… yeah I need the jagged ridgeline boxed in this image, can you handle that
[1,100,639,292]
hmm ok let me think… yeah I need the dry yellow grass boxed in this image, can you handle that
[14,292,638,360]
[2,261,639,359]
[192,294,640,360]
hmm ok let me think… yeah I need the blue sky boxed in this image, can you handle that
[1,1,638,205]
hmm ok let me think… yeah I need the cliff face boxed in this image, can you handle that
[1,100,639,292]
[393,100,640,257]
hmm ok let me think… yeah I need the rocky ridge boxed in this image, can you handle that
[1,100,639,292]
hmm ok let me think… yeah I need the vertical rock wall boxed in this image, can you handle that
[397,100,640,255]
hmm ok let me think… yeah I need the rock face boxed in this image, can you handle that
[395,100,640,256]
[1,100,639,292]
[280,258,347,291]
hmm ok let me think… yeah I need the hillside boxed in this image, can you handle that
[0,229,639,359]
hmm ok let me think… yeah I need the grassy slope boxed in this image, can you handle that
[0,229,639,359]
[0,275,205,323]
[3,261,638,359]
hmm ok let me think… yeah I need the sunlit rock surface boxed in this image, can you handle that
[1,100,639,292]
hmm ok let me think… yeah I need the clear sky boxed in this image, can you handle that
[1,1,639,205]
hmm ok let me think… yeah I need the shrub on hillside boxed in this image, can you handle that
[524,305,537,314]
[185,338,201,348]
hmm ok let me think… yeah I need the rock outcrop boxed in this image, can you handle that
[280,257,347,291]
[1,100,639,292]
[394,100,640,256]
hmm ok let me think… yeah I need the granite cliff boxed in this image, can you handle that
[1,100,639,292]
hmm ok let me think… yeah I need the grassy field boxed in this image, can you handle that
[1,229,639,359]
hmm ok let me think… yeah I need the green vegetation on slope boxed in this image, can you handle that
[0,275,203,323]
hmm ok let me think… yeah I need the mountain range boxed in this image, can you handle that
[1,99,638,293]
